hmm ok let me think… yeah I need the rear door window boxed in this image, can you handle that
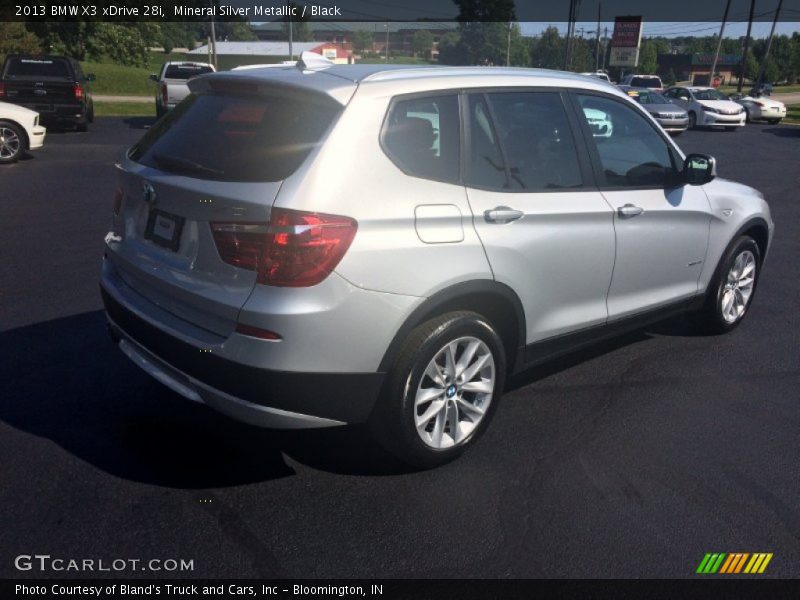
[129,93,340,182]
[381,94,460,184]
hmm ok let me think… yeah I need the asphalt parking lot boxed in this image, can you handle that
[1,119,799,578]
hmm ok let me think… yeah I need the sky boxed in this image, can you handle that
[519,21,800,39]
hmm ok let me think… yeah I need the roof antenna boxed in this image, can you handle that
[297,51,334,71]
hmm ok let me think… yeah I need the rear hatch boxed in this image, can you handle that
[1,57,77,107]
[110,75,351,337]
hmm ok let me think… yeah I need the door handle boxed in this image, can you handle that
[617,204,644,218]
[484,206,524,224]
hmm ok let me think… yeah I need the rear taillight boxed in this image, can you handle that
[210,208,358,287]
[235,323,282,340]
[112,186,123,216]
[73,83,83,100]
[161,84,168,105]
[754,101,765,107]
[0,83,5,98]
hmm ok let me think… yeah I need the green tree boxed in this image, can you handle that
[664,68,677,86]
[639,40,658,74]
[0,23,42,59]
[530,26,564,70]
[26,22,159,65]
[214,21,256,42]
[413,30,434,58]
[281,3,313,43]
[352,30,374,55]
[437,31,462,65]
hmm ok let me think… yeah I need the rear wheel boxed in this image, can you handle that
[0,121,24,164]
[370,311,506,469]
[691,236,761,334]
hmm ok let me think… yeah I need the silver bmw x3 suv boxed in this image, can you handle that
[101,57,773,468]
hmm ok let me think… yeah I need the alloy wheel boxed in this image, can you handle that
[414,336,495,449]
[720,250,756,324]
[0,126,21,160]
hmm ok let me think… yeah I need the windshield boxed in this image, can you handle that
[630,76,662,88]
[2,57,71,80]
[634,90,666,105]
[129,93,340,182]
[163,64,215,80]
[693,89,729,101]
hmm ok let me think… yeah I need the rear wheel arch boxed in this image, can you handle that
[378,280,526,376]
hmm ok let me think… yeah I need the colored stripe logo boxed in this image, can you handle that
[696,552,773,574]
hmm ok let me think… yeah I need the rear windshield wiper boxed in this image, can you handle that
[152,152,225,177]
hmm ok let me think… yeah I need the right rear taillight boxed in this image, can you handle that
[210,208,357,287]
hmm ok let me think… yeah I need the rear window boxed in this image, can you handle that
[129,93,340,182]
[164,64,215,80]
[630,76,663,88]
[3,57,72,79]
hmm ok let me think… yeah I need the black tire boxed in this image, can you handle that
[87,102,95,123]
[156,105,166,119]
[670,130,684,137]
[725,126,738,132]
[691,235,762,335]
[688,111,697,130]
[744,108,751,123]
[76,119,88,132]
[370,311,506,469]
[0,120,25,164]
[767,118,781,124]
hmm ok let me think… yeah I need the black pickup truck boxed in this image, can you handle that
[0,55,95,131]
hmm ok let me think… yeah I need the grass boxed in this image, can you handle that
[93,101,154,117]
[785,104,800,124]
[717,84,800,95]
[81,52,189,97]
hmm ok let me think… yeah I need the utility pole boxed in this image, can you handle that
[385,24,389,63]
[602,26,608,71]
[753,0,783,93]
[506,21,512,66]
[709,0,731,87]
[595,2,601,71]
[209,0,217,69]
[288,10,293,61]
[737,0,756,92]
[563,0,573,70]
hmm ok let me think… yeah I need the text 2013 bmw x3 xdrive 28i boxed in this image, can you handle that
[101,56,773,468]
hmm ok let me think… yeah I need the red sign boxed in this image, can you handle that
[612,16,642,48]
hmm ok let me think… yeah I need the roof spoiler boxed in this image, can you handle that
[297,51,334,71]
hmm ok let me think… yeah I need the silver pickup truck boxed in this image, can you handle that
[150,61,215,117]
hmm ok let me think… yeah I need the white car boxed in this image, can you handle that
[729,93,787,124]
[663,86,746,131]
[619,74,664,91]
[0,101,46,164]
[580,71,612,83]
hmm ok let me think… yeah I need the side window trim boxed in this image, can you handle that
[566,89,682,191]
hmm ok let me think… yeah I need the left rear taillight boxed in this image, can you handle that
[210,208,358,287]
[0,83,5,98]
[73,83,83,100]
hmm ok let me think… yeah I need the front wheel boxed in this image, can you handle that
[0,120,24,164]
[692,236,761,334]
[370,311,506,469]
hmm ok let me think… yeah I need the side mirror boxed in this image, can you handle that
[149,74,159,82]
[85,73,95,82]
[684,153,716,186]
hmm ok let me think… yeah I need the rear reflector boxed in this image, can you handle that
[235,323,282,340]
[210,208,357,287]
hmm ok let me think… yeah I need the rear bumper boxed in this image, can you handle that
[101,286,386,427]
[13,102,87,124]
